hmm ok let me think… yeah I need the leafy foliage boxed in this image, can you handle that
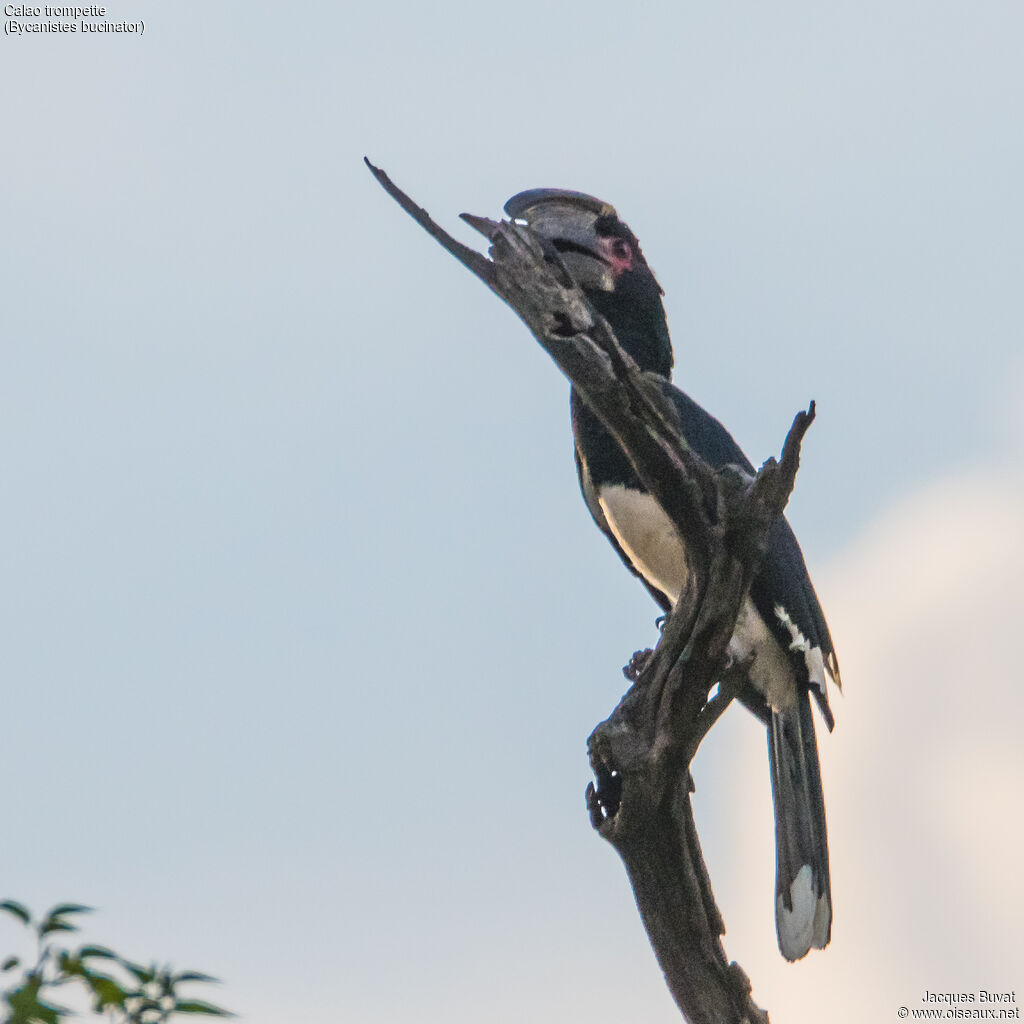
[1,902,232,1024]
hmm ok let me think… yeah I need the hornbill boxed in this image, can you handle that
[504,188,839,962]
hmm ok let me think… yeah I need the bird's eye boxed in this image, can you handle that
[611,239,631,261]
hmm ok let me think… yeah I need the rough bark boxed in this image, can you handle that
[367,159,817,1024]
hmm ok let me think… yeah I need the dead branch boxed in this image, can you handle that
[367,159,816,1024]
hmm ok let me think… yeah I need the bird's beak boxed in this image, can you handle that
[504,189,619,291]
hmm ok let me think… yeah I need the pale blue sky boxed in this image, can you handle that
[2,3,1022,1021]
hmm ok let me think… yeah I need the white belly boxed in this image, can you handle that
[598,484,692,604]
[598,484,797,711]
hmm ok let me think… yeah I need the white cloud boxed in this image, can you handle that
[702,467,1024,1022]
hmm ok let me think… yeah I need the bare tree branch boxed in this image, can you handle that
[368,159,817,1024]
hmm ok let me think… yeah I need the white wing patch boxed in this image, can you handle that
[730,599,798,711]
[774,604,831,696]
[596,484,836,712]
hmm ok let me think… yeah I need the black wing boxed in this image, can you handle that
[665,382,840,725]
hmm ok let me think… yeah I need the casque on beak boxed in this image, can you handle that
[503,188,621,292]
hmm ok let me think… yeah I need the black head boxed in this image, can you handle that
[504,189,673,377]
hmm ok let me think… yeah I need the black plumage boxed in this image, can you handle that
[507,188,840,961]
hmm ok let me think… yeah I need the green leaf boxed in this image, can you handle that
[77,944,118,961]
[119,960,157,985]
[57,952,81,976]
[38,919,79,937]
[39,904,91,938]
[2,956,20,971]
[172,999,234,1017]
[174,971,219,985]
[44,903,92,919]
[4,982,68,1024]
[0,900,31,925]
[83,972,128,1010]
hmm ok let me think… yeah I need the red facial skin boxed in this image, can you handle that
[596,235,636,278]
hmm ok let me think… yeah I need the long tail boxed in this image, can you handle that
[768,694,832,960]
